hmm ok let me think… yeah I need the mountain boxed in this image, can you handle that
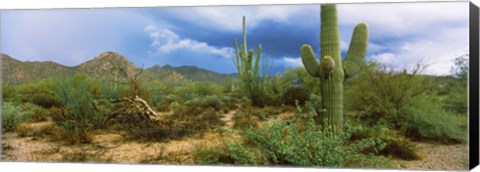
[143,65,186,84]
[153,64,236,83]
[1,53,71,84]
[1,52,237,84]
[74,52,138,81]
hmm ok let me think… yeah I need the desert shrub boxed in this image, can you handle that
[401,101,466,143]
[308,94,322,110]
[282,85,311,105]
[168,101,181,111]
[99,80,122,100]
[441,79,468,115]
[164,94,181,104]
[2,84,16,101]
[279,67,321,95]
[13,80,61,108]
[195,103,389,167]
[2,102,37,131]
[175,82,223,100]
[346,123,421,160]
[124,105,224,141]
[443,54,469,115]
[222,77,242,94]
[345,63,466,142]
[184,95,235,111]
[232,109,259,130]
[234,106,286,122]
[202,95,225,110]
[53,76,106,143]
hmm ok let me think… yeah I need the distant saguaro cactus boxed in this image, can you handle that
[301,4,369,137]
[234,16,266,107]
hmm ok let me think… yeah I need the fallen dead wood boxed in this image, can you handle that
[106,95,160,124]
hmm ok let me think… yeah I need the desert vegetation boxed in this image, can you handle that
[1,4,469,170]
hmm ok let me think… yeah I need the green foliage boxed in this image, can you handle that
[280,67,321,95]
[450,53,469,80]
[442,81,468,114]
[346,123,421,160]
[53,75,106,143]
[233,16,270,107]
[2,102,42,132]
[195,102,389,167]
[402,101,466,143]
[12,79,61,108]
[2,84,16,100]
[345,63,466,143]
[300,4,369,136]
[282,86,311,105]
[232,109,259,130]
[202,95,226,110]
[222,77,242,94]
[183,82,222,98]
[442,54,468,114]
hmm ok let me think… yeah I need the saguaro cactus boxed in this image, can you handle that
[234,16,265,106]
[301,4,368,136]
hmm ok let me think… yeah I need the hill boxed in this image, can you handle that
[1,54,71,84]
[147,64,236,83]
[1,52,237,84]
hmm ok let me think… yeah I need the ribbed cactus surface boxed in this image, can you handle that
[301,4,368,137]
[234,16,265,107]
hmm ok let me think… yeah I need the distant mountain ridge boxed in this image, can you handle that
[1,54,72,84]
[148,64,236,83]
[1,52,237,84]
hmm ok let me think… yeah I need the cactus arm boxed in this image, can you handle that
[253,45,262,80]
[234,37,241,69]
[343,22,369,79]
[247,49,254,72]
[301,44,320,77]
[242,16,247,55]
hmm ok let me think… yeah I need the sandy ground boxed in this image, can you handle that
[392,142,469,171]
[0,111,470,170]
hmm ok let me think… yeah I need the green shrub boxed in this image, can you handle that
[346,123,421,160]
[402,102,466,143]
[345,63,466,142]
[13,80,61,108]
[175,82,223,101]
[53,76,106,143]
[441,80,468,115]
[232,109,259,130]
[2,102,36,131]
[195,103,389,167]
[282,86,310,105]
[202,95,225,110]
[2,84,16,101]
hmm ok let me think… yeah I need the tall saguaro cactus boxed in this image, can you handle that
[301,4,368,136]
[234,16,265,106]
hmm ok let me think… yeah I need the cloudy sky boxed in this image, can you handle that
[0,2,469,75]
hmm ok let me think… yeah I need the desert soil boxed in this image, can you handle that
[392,142,469,170]
[0,113,470,170]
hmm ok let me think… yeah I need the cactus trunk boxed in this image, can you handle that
[320,5,344,136]
[301,4,368,137]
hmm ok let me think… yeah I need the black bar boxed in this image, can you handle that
[469,1,479,170]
